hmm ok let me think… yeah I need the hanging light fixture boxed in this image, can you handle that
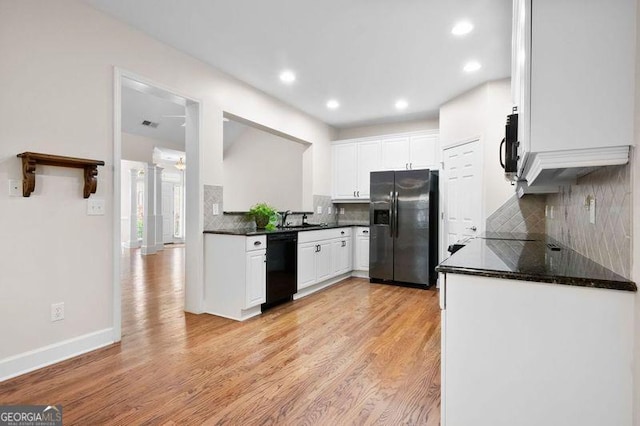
[175,157,186,171]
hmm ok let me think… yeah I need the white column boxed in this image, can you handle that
[127,168,141,248]
[141,164,156,255]
[154,166,164,251]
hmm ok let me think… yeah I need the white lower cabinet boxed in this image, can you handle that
[354,227,370,272]
[440,273,634,426]
[332,238,352,276]
[297,227,353,291]
[204,234,266,321]
[245,249,266,308]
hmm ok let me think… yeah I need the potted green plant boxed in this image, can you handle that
[247,203,278,230]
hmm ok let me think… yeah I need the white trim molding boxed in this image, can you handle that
[524,146,630,186]
[0,328,114,382]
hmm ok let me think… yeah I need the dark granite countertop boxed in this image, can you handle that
[204,223,368,236]
[436,234,636,292]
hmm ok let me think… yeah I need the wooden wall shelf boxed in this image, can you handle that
[16,152,105,198]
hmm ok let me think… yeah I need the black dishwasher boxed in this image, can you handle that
[262,232,298,310]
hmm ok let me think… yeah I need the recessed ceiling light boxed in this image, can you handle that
[395,99,408,110]
[452,21,474,36]
[279,70,296,84]
[463,61,482,73]
[326,99,340,109]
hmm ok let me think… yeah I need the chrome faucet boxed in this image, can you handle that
[281,210,292,227]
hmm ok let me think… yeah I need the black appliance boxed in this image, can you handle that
[369,169,439,288]
[500,112,519,182]
[262,232,297,310]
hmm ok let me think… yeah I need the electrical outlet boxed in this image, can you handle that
[327,206,332,214]
[549,206,555,219]
[212,203,219,215]
[317,206,322,214]
[87,198,105,216]
[340,208,345,215]
[8,179,21,197]
[51,303,64,322]
[545,205,549,218]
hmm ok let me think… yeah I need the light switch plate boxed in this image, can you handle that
[340,208,345,215]
[589,198,596,224]
[549,206,555,219]
[316,206,322,214]
[327,206,332,214]
[8,179,21,197]
[212,203,219,215]
[87,198,105,216]
[544,205,549,218]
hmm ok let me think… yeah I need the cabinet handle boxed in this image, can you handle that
[357,191,360,197]
[405,163,408,170]
[254,241,262,246]
[315,244,320,252]
[341,241,346,247]
[318,245,322,252]
[363,230,369,234]
[341,231,345,235]
[410,162,413,169]
[353,191,356,197]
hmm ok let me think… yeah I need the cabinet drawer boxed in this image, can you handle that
[246,235,266,251]
[298,227,351,244]
[355,227,370,236]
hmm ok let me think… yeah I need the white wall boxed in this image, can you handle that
[335,117,439,140]
[223,127,308,211]
[122,132,184,163]
[0,0,334,369]
[439,79,515,220]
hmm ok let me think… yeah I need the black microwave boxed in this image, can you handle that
[500,112,519,182]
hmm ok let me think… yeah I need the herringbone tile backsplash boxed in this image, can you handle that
[486,194,546,234]
[546,164,632,279]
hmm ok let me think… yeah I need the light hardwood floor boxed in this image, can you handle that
[0,245,441,425]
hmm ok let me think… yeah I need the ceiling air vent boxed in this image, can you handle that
[141,120,159,128]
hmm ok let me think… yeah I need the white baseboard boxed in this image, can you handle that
[294,272,352,300]
[351,270,369,279]
[0,328,114,382]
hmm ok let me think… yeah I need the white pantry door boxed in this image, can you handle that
[442,140,482,248]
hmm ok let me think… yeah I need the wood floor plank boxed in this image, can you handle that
[0,245,441,425]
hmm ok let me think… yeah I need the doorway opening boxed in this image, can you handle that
[113,70,202,342]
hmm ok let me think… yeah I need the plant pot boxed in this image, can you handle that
[254,216,270,229]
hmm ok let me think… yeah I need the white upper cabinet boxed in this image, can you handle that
[381,137,410,170]
[332,143,358,199]
[332,131,439,201]
[409,134,439,169]
[513,0,634,186]
[356,141,381,199]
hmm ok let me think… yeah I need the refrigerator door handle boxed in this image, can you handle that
[394,191,399,238]
[389,191,394,237]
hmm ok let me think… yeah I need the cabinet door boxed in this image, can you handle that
[355,236,370,271]
[513,0,531,176]
[332,238,352,276]
[297,242,317,289]
[332,143,358,199]
[409,134,439,169]
[356,141,381,198]
[316,241,333,282]
[245,249,266,308]
[381,137,410,170]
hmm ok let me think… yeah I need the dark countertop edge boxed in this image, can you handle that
[204,223,368,236]
[223,211,314,216]
[435,265,637,292]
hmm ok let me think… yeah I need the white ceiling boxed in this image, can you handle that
[90,0,512,128]
[122,85,186,145]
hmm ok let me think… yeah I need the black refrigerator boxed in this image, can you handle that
[369,169,439,288]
